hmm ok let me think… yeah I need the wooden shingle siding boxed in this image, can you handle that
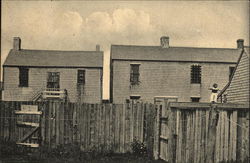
[227,52,249,104]
[3,67,102,103]
[112,60,236,104]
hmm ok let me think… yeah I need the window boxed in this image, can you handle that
[191,65,201,84]
[191,97,200,102]
[130,95,141,100]
[229,67,235,80]
[130,64,140,85]
[77,70,85,85]
[130,95,141,104]
[19,67,29,87]
[47,72,60,89]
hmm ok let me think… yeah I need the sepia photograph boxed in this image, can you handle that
[0,0,249,163]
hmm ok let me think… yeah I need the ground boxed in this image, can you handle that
[0,140,165,163]
[0,153,166,163]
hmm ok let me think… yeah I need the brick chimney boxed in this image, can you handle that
[160,36,169,48]
[96,44,100,51]
[237,39,244,49]
[13,37,21,50]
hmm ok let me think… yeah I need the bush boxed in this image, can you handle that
[131,138,147,157]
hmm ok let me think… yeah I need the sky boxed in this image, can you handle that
[1,1,249,99]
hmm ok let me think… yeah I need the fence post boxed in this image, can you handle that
[153,104,161,160]
[206,104,219,163]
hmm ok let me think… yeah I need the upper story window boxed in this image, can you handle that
[191,65,201,84]
[229,67,235,80]
[47,72,60,89]
[130,64,140,85]
[77,70,85,85]
[19,67,29,87]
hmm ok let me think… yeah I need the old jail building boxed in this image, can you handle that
[110,36,242,104]
[3,37,103,103]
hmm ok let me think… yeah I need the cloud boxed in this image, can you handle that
[81,8,159,47]
[1,2,249,98]
[53,11,83,36]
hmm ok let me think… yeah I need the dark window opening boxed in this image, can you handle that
[130,95,141,100]
[130,64,140,85]
[47,72,60,89]
[77,70,85,85]
[19,67,29,87]
[229,67,235,80]
[191,65,201,84]
[191,97,200,102]
[130,95,141,104]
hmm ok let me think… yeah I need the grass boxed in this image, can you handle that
[0,140,165,163]
[0,152,166,163]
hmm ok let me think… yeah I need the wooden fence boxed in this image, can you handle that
[154,102,249,163]
[0,101,156,155]
[1,101,249,162]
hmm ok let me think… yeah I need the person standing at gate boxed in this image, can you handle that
[209,83,219,103]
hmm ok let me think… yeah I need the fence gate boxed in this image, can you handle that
[154,96,178,162]
[15,104,42,148]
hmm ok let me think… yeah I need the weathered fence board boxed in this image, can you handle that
[0,101,249,162]
[157,102,249,163]
[1,101,156,154]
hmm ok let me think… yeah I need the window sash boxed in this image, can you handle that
[191,97,200,102]
[229,67,235,80]
[77,70,85,84]
[19,67,29,87]
[130,65,140,85]
[191,65,201,83]
[47,72,60,88]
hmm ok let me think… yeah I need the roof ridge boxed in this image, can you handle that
[16,49,103,53]
[111,44,238,50]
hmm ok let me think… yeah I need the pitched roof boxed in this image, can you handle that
[4,49,103,68]
[111,45,240,63]
[218,48,249,98]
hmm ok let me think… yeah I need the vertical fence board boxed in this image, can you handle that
[232,111,237,160]
[0,102,3,138]
[0,101,249,162]
[56,102,60,145]
[122,102,126,153]
[125,102,130,152]
[224,111,229,161]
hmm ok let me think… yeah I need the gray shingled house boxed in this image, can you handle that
[110,36,241,104]
[218,40,249,104]
[3,37,103,103]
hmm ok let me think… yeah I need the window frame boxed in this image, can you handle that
[19,67,29,87]
[191,65,201,84]
[130,64,140,85]
[191,97,200,102]
[47,72,60,89]
[229,66,235,80]
[77,70,86,85]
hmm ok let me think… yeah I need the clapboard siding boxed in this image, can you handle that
[227,51,249,103]
[3,67,102,103]
[111,60,236,103]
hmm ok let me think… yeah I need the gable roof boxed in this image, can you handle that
[111,45,240,63]
[218,48,249,98]
[3,49,103,68]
